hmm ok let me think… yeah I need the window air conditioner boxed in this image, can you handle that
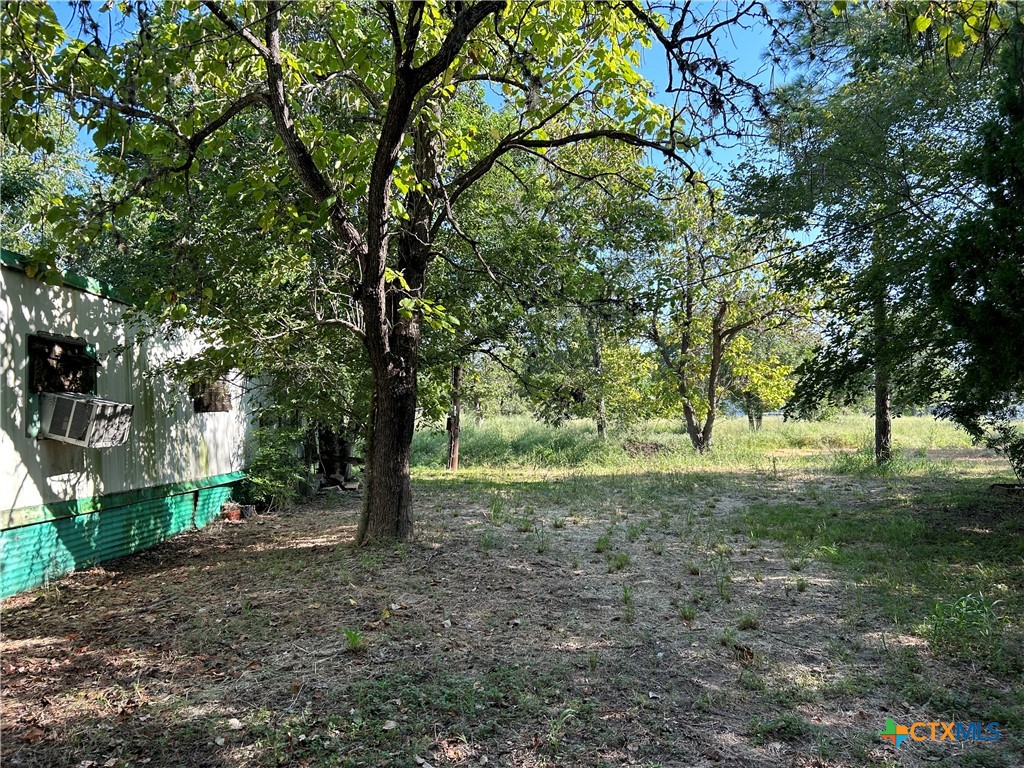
[38,393,134,448]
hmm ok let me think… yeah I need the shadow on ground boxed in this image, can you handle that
[2,464,1022,768]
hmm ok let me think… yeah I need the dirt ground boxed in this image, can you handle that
[2,458,1020,768]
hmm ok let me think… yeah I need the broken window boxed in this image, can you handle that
[190,378,232,413]
[28,335,98,394]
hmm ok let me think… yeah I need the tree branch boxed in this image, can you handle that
[380,1,403,71]
[247,1,365,256]
[411,1,506,87]
[401,1,425,69]
[186,91,267,151]
[201,1,271,59]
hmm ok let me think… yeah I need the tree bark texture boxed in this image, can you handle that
[682,402,709,453]
[358,381,417,543]
[357,102,440,543]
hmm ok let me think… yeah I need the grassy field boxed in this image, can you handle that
[413,413,977,469]
[2,415,1022,768]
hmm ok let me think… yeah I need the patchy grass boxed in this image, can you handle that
[3,415,1021,768]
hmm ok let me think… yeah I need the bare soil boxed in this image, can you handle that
[2,462,1019,768]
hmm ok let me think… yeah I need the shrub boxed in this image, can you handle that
[236,426,309,510]
[987,423,1024,483]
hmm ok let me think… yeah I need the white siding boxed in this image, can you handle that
[1,265,252,514]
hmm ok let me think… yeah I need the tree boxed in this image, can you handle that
[642,193,807,452]
[417,128,668,466]
[927,19,1024,474]
[0,107,88,258]
[454,142,671,436]
[3,0,768,542]
[741,5,1001,463]
[725,322,815,430]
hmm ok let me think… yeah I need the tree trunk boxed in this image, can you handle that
[684,307,727,453]
[357,378,417,544]
[356,107,438,544]
[701,408,716,451]
[874,374,891,465]
[873,289,892,466]
[682,401,710,453]
[744,392,764,432]
[447,363,462,471]
[588,319,607,440]
[339,438,354,483]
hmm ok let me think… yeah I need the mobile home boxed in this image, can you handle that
[1,249,251,597]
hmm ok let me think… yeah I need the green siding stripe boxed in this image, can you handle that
[2,472,245,531]
[0,481,240,598]
[195,486,233,528]
[0,247,133,306]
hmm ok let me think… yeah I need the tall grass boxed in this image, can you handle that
[411,414,975,470]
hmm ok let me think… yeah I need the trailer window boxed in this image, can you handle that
[190,378,232,413]
[28,335,98,394]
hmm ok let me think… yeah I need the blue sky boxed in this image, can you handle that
[640,13,783,184]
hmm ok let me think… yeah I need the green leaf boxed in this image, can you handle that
[914,15,932,33]
[398,297,415,320]
[389,197,408,220]
[384,267,410,290]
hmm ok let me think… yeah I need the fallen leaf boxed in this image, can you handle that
[382,720,398,731]
[228,718,243,730]
[214,736,226,746]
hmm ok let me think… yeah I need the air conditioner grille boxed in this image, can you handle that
[49,397,76,437]
[38,393,133,448]
[90,402,133,448]
[69,402,92,442]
